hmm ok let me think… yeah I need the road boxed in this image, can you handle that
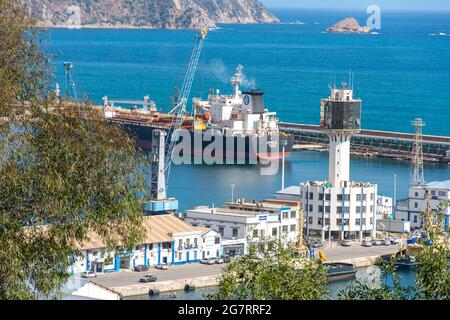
[87,244,401,289]
[90,263,225,288]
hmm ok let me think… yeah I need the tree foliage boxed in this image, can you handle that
[0,0,149,299]
[209,240,328,300]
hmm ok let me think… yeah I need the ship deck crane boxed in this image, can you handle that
[149,28,208,206]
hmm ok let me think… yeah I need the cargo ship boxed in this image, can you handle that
[98,65,293,164]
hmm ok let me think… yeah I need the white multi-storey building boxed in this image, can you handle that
[396,180,450,229]
[276,181,377,241]
[184,199,301,257]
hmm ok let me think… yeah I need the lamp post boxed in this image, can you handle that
[393,173,397,219]
[281,140,287,191]
[231,184,235,202]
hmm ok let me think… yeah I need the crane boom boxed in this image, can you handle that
[150,28,207,199]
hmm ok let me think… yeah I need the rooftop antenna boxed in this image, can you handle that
[410,118,426,186]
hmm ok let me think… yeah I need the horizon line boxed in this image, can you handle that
[266,7,450,12]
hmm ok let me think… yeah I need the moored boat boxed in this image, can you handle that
[323,263,357,282]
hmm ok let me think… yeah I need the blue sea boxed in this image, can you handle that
[45,9,450,210]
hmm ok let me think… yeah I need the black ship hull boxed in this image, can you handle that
[117,122,294,164]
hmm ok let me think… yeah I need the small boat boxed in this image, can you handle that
[168,291,177,299]
[394,256,419,269]
[323,263,357,282]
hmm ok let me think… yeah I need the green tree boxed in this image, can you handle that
[208,240,328,300]
[0,0,148,299]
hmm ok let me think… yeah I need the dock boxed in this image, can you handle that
[87,245,402,298]
[281,122,450,164]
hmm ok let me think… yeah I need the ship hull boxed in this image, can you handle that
[117,122,294,164]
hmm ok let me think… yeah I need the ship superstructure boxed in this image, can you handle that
[193,65,280,138]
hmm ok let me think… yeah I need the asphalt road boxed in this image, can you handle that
[89,263,225,288]
[86,244,401,288]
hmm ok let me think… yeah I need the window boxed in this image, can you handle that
[415,192,419,197]
[308,217,313,224]
[162,242,171,249]
[325,194,331,201]
[232,228,238,238]
[370,193,375,201]
[290,211,296,219]
[319,193,324,201]
[290,225,296,232]
[178,252,182,261]
[253,229,258,238]
[356,207,361,214]
[192,224,198,227]
[309,204,313,212]
[309,192,314,200]
[325,206,330,213]
[325,218,330,225]
[356,218,361,225]
[318,205,324,213]
[194,238,198,248]
[431,190,436,196]
[345,195,350,201]
[178,239,182,250]
[337,194,342,201]
[337,206,342,213]
[135,246,140,251]
[345,207,350,213]
[370,205,374,213]
[282,225,288,233]
[337,219,342,226]
[318,218,323,225]
[282,211,288,219]
[438,191,447,197]
[414,202,418,209]
[218,226,224,236]
[215,237,220,244]
[370,217,373,225]
[414,216,418,223]
[272,228,278,237]
[356,194,362,201]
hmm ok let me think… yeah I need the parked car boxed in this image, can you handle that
[133,265,149,272]
[341,240,352,247]
[382,239,391,246]
[81,271,97,279]
[215,257,225,264]
[139,274,157,283]
[362,240,372,247]
[200,258,216,265]
[372,239,382,246]
[222,255,231,263]
[390,237,401,245]
[313,241,323,248]
[155,264,169,270]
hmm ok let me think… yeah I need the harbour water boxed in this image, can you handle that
[44,9,450,208]
[125,267,417,300]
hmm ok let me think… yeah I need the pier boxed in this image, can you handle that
[280,122,450,164]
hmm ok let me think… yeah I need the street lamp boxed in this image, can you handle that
[281,140,287,191]
[393,173,397,219]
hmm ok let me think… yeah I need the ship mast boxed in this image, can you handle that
[230,65,243,98]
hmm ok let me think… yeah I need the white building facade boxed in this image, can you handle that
[184,200,301,256]
[396,180,450,229]
[276,181,377,241]
[377,195,393,220]
[70,215,221,274]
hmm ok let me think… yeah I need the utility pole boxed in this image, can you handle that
[393,173,397,219]
[410,118,426,187]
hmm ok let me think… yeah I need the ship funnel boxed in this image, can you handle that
[242,89,265,114]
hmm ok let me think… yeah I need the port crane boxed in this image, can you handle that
[149,28,208,203]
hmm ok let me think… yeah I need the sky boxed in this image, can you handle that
[260,0,450,11]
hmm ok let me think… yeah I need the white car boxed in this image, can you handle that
[155,264,169,270]
[81,271,97,279]
[362,240,372,247]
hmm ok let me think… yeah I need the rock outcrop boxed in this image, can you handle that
[326,17,371,34]
[23,0,279,29]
